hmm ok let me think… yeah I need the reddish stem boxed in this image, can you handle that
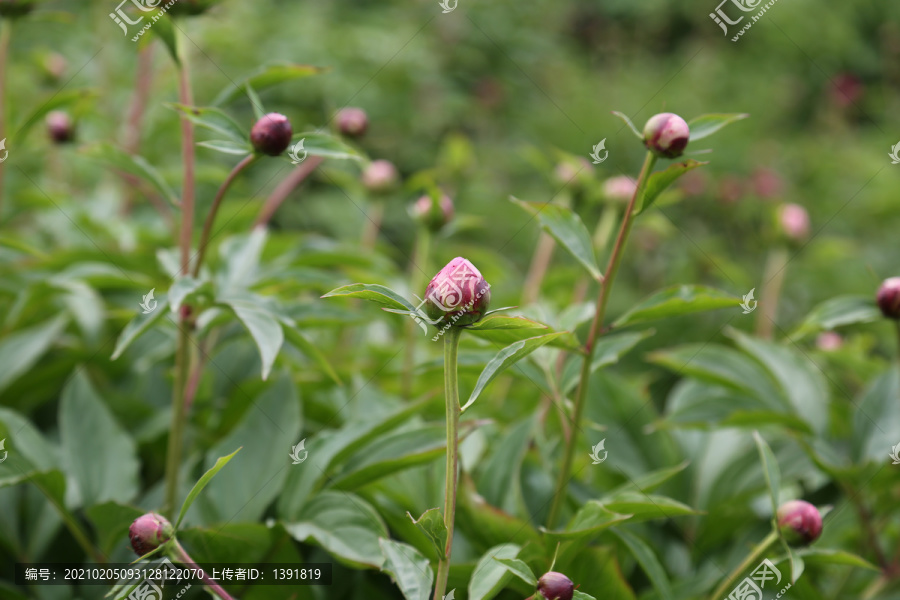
[254,157,323,228]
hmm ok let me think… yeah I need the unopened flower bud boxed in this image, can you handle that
[777,500,822,546]
[129,513,174,556]
[752,167,784,199]
[877,277,900,320]
[362,159,399,194]
[536,571,575,600]
[46,111,75,144]
[643,112,690,159]
[423,257,491,327]
[42,53,67,82]
[167,0,219,16]
[250,113,293,157]
[554,158,593,188]
[411,194,454,233]
[816,331,843,352]
[335,107,368,138]
[778,203,810,242]
[602,175,637,202]
[0,0,33,18]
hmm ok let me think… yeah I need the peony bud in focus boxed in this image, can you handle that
[129,513,174,556]
[602,175,637,202]
[335,107,368,138]
[536,571,575,600]
[361,159,399,194]
[777,500,822,546]
[0,0,33,18]
[643,112,690,159]
[877,277,900,320]
[423,257,491,327]
[778,203,810,242]
[411,193,454,233]
[46,111,75,144]
[250,113,293,156]
[167,0,220,16]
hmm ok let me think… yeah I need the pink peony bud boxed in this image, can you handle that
[411,194,454,233]
[129,513,174,556]
[816,331,843,352]
[778,203,810,241]
[877,277,900,320]
[602,175,638,202]
[250,113,293,156]
[643,112,690,159]
[752,167,784,199]
[423,257,491,327]
[777,500,822,546]
[536,571,575,600]
[361,159,399,193]
[335,107,368,138]
[46,111,75,144]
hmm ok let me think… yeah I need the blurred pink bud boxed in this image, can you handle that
[424,257,491,327]
[778,203,810,241]
[830,72,863,109]
[877,277,900,320]
[46,111,75,144]
[752,167,784,199]
[777,500,822,546]
[602,175,637,202]
[411,194,454,233]
[361,160,399,193]
[643,112,690,159]
[717,176,745,204]
[335,107,368,138]
[680,171,708,197]
[816,331,843,351]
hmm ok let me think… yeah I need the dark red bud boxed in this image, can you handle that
[46,111,75,144]
[877,277,900,320]
[251,113,293,157]
[335,107,368,138]
[537,571,575,600]
[777,500,822,546]
[129,513,174,556]
[423,257,491,328]
[643,112,690,159]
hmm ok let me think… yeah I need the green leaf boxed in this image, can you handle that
[475,418,535,515]
[790,295,881,340]
[149,15,179,65]
[197,139,253,156]
[281,320,342,385]
[213,63,325,106]
[291,132,364,161]
[852,367,900,463]
[85,501,144,556]
[111,293,169,360]
[219,228,268,293]
[220,299,284,380]
[284,491,389,568]
[753,431,781,515]
[59,371,139,507]
[604,462,689,498]
[378,539,434,600]
[408,508,447,559]
[468,544,521,600]
[612,111,643,139]
[601,493,699,523]
[15,89,95,141]
[462,333,565,412]
[243,83,266,120]
[466,317,579,351]
[200,376,300,524]
[794,548,878,570]
[465,315,546,331]
[614,285,739,326]
[175,447,241,529]
[82,143,179,207]
[0,315,67,394]
[323,283,419,313]
[612,528,673,600]
[541,501,632,541]
[635,159,708,215]
[493,558,537,586]
[168,104,247,145]
[168,277,205,313]
[687,113,749,142]
[329,424,448,491]
[573,592,598,600]
[511,197,603,281]
[561,330,654,394]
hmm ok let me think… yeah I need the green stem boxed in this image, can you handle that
[433,326,462,600]
[403,227,431,398]
[176,32,194,277]
[32,477,105,564]
[192,154,257,278]
[708,531,779,600]
[756,246,788,339]
[164,324,191,518]
[546,151,656,528]
[171,539,236,600]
